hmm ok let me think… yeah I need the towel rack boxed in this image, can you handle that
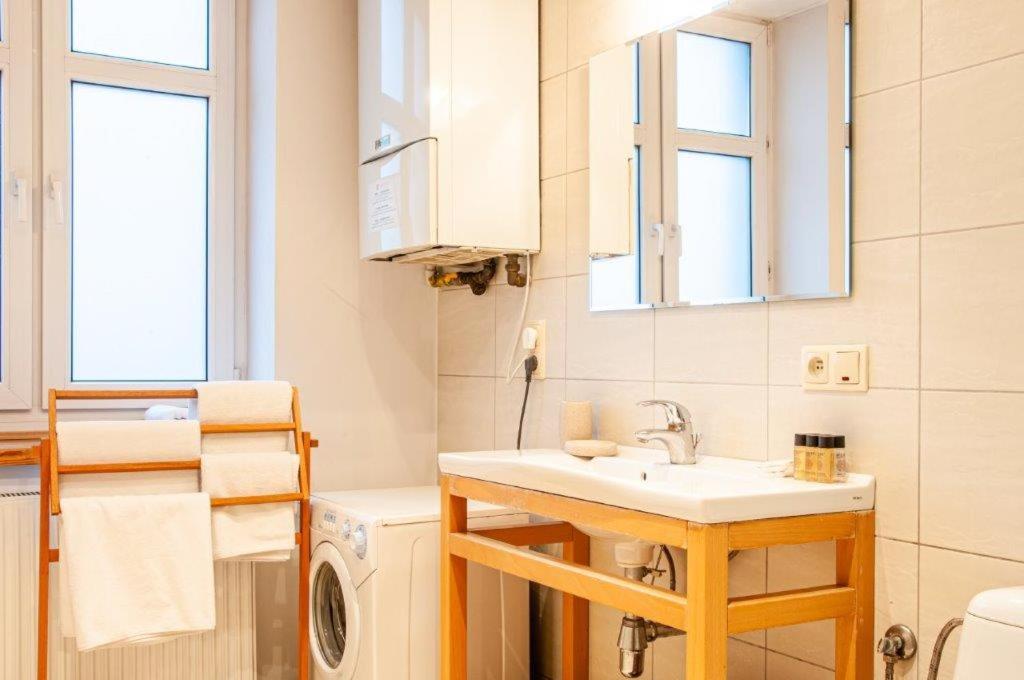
[36,387,317,680]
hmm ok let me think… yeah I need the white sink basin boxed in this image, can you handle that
[438,446,874,526]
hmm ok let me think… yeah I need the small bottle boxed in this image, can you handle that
[817,435,836,483]
[833,435,848,482]
[793,433,808,480]
[803,434,819,481]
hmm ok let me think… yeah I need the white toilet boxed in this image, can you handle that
[953,587,1024,678]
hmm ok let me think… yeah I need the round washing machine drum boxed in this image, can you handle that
[309,542,361,679]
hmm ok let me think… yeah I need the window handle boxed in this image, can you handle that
[11,175,28,222]
[48,175,64,226]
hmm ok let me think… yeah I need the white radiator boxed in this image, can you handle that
[1,492,257,680]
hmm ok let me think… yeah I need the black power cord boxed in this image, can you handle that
[516,355,540,450]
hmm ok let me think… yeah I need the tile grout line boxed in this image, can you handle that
[854,46,1024,100]
[917,0,925,649]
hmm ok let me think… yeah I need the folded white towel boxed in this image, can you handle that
[145,404,190,420]
[196,381,293,453]
[60,493,215,652]
[201,452,299,561]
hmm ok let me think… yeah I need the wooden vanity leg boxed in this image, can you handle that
[561,527,590,680]
[685,523,729,680]
[835,511,875,680]
[441,477,468,680]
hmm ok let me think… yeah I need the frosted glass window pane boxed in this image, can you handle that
[677,151,751,301]
[72,0,209,69]
[71,82,208,382]
[676,31,751,136]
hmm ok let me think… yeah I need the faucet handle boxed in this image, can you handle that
[636,400,691,427]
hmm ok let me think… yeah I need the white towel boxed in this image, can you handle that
[201,452,299,561]
[55,419,203,637]
[196,381,294,453]
[59,493,215,652]
[145,404,190,421]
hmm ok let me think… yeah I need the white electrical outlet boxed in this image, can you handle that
[801,344,868,391]
[525,320,546,380]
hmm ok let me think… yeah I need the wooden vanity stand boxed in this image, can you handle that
[440,474,874,680]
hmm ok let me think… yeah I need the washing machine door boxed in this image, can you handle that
[310,541,361,679]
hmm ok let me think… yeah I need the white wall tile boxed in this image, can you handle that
[654,383,768,462]
[541,0,569,81]
[921,390,1024,562]
[766,652,833,680]
[565,170,590,276]
[766,542,836,668]
[922,0,1024,78]
[852,84,921,242]
[768,238,920,389]
[438,287,496,377]
[921,224,1024,390]
[922,55,1024,233]
[919,546,1024,680]
[565,379,655,446]
[537,176,569,280]
[767,387,919,542]
[654,303,768,385]
[541,75,568,179]
[566,65,589,173]
[566,275,654,381]
[853,0,921,95]
[494,378,566,450]
[874,538,919,680]
[438,376,495,453]
[495,277,567,379]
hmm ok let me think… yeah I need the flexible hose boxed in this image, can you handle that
[926,618,963,680]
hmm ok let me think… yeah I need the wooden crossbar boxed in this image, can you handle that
[472,521,575,546]
[727,585,857,634]
[449,531,688,630]
[39,386,317,680]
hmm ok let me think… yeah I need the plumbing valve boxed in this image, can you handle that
[877,624,917,679]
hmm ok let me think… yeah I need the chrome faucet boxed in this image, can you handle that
[634,400,701,465]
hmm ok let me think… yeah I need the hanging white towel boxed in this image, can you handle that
[55,419,203,637]
[196,381,294,453]
[201,452,299,561]
[59,493,215,652]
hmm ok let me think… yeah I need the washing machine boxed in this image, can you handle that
[309,486,530,680]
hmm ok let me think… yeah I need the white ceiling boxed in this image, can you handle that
[724,0,826,21]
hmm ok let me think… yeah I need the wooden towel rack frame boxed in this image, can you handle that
[35,387,317,680]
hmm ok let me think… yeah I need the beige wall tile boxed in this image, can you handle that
[494,378,566,449]
[874,539,919,679]
[852,84,921,242]
[923,0,1024,77]
[853,0,921,95]
[566,65,589,173]
[767,652,833,680]
[654,303,768,385]
[438,287,496,377]
[767,542,836,668]
[662,638,767,679]
[921,224,1024,390]
[566,275,654,381]
[541,0,569,81]
[495,277,567,379]
[565,379,655,446]
[768,237,920,389]
[768,387,919,542]
[653,383,768,461]
[537,176,569,280]
[565,170,590,276]
[921,391,1024,562]
[922,55,1024,233]
[919,546,1024,680]
[541,75,568,179]
[438,376,495,452]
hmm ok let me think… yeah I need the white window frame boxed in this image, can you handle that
[41,0,237,397]
[658,15,770,305]
[0,0,34,409]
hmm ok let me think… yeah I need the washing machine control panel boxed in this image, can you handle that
[311,502,376,565]
[351,525,368,559]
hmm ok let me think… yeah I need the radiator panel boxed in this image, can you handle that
[1,493,257,680]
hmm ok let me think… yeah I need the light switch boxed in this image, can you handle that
[801,345,868,392]
[835,351,860,384]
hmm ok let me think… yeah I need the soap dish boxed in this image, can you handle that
[564,439,617,459]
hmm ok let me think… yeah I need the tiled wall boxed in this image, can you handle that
[437,1,1024,678]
